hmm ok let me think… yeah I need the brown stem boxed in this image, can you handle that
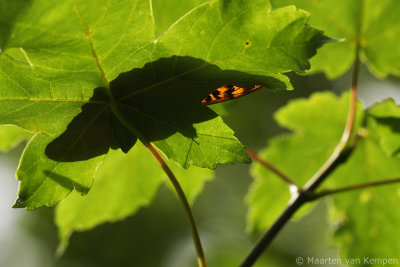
[303,45,360,192]
[246,148,298,187]
[143,142,208,267]
[311,177,400,199]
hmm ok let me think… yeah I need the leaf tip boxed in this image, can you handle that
[243,152,252,164]
[12,198,26,209]
[56,241,68,258]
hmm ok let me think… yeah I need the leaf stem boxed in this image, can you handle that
[311,177,400,200]
[304,45,360,192]
[109,104,207,267]
[240,43,361,267]
[246,148,298,187]
[143,141,208,267]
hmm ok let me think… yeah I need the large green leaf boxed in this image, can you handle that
[0,0,326,209]
[272,0,400,79]
[131,0,327,167]
[55,142,213,251]
[247,92,363,231]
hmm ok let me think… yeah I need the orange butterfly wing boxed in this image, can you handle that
[201,84,262,105]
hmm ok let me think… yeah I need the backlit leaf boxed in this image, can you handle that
[0,0,326,209]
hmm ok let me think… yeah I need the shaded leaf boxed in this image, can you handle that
[110,56,260,168]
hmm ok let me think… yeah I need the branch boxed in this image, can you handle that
[110,103,207,267]
[240,44,362,267]
[246,148,298,187]
[304,46,360,191]
[239,191,307,267]
[311,177,400,200]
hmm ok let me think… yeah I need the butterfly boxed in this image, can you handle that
[201,84,262,105]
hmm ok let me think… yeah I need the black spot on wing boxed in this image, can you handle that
[212,90,222,99]
[226,86,235,96]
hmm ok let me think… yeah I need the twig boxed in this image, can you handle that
[240,42,362,267]
[246,148,298,187]
[311,177,400,200]
[239,192,308,267]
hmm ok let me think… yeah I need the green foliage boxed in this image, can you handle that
[248,92,400,266]
[2,0,400,265]
[247,92,363,231]
[272,0,400,79]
